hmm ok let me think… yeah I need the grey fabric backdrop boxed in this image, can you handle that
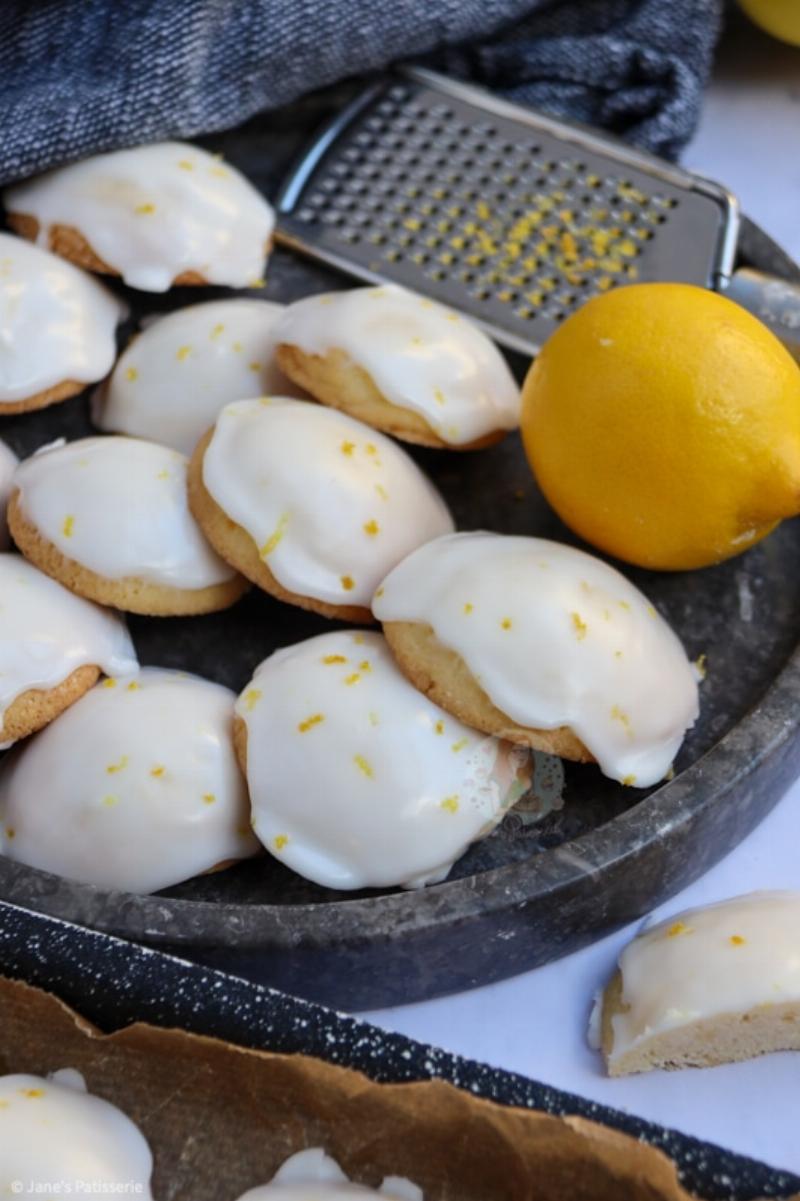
[0,0,723,187]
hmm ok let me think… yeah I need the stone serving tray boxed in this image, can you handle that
[1,86,799,1011]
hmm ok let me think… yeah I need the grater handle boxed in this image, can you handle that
[724,269,800,363]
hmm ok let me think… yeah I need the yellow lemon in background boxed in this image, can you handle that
[738,0,800,46]
[521,283,800,571]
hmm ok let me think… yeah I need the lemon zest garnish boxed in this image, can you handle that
[571,612,588,640]
[243,688,262,712]
[341,575,355,592]
[440,795,460,813]
[106,755,129,775]
[125,366,138,382]
[322,654,347,665]
[667,921,691,938]
[353,754,374,778]
[259,512,289,559]
[62,515,75,538]
[273,834,289,851]
[298,713,324,733]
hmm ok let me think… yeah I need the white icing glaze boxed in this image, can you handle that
[93,299,304,454]
[602,891,800,1066]
[0,438,18,548]
[0,232,125,403]
[373,532,699,786]
[13,435,236,588]
[235,630,529,890]
[203,398,453,607]
[5,142,275,293]
[236,1147,423,1200]
[0,1070,153,1197]
[0,553,137,743]
[273,284,520,446]
[0,667,258,893]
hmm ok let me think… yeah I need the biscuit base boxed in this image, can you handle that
[382,619,593,762]
[1,664,100,744]
[276,343,507,451]
[8,213,209,286]
[187,429,374,624]
[8,491,248,617]
[600,970,800,1076]
[0,378,86,416]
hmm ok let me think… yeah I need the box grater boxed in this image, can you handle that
[275,67,800,360]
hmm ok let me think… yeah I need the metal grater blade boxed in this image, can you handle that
[276,68,739,356]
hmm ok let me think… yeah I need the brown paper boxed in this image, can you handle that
[0,975,793,1201]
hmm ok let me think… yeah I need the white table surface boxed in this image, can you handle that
[364,17,800,1179]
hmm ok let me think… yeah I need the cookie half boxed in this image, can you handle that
[9,436,247,616]
[0,668,259,893]
[592,891,800,1075]
[0,1071,154,1196]
[93,298,303,454]
[0,553,137,746]
[373,531,699,786]
[0,232,125,413]
[5,142,274,293]
[273,285,520,449]
[188,398,453,622]
[234,630,530,890]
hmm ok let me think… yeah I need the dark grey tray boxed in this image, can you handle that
[1,84,799,1010]
[0,899,798,1201]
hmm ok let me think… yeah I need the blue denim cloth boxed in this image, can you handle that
[0,0,722,187]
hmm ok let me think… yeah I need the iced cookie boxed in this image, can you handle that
[0,438,18,547]
[0,1070,153,1198]
[236,1148,422,1200]
[189,398,453,622]
[0,554,137,747]
[0,232,124,413]
[234,630,530,890]
[592,891,800,1076]
[0,668,258,893]
[9,435,247,616]
[274,285,520,449]
[93,298,303,454]
[373,532,699,786]
[5,142,274,292]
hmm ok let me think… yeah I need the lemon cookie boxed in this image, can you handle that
[373,532,699,786]
[93,298,302,454]
[9,435,247,615]
[274,284,520,449]
[592,891,800,1076]
[0,668,258,893]
[0,438,18,547]
[234,630,530,890]
[0,554,137,747]
[0,232,124,413]
[237,1148,422,1200]
[189,398,453,622]
[5,142,274,292]
[0,1070,153,1197]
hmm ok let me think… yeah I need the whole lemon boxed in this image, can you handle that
[738,0,800,45]
[521,283,800,570]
